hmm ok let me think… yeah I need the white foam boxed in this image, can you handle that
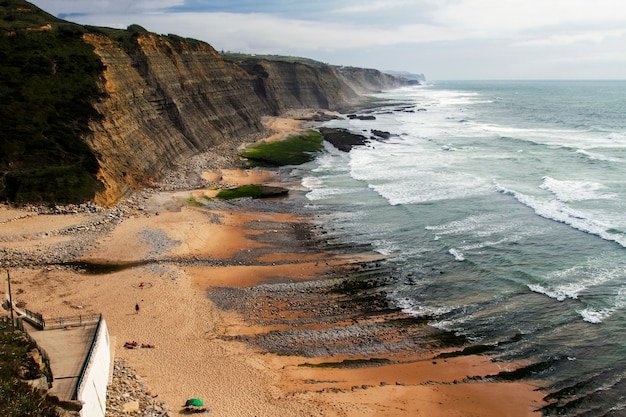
[302,176,346,201]
[394,296,458,318]
[345,135,494,206]
[540,176,617,202]
[496,182,626,248]
[606,131,626,142]
[578,308,611,324]
[371,239,399,256]
[575,149,622,162]
[528,283,587,301]
[305,187,346,201]
[578,287,626,324]
[427,213,503,236]
[449,248,465,261]
[528,263,625,304]
[301,176,322,189]
[368,173,491,206]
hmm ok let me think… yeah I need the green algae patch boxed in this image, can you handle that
[184,195,205,206]
[215,185,288,200]
[239,130,324,167]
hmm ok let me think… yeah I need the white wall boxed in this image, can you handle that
[77,318,111,417]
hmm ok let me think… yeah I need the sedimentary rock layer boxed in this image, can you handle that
[82,33,406,205]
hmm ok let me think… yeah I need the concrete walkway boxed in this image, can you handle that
[24,321,97,401]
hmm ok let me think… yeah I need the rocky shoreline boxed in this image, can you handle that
[106,358,171,417]
[1,116,548,417]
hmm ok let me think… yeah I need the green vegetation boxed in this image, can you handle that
[299,358,392,369]
[215,185,265,200]
[239,130,324,167]
[215,185,289,200]
[0,319,59,417]
[221,52,328,68]
[0,0,105,203]
[184,195,205,206]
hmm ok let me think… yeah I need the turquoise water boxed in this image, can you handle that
[303,81,626,415]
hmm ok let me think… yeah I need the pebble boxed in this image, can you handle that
[106,358,171,417]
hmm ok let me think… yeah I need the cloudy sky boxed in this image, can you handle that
[30,0,626,80]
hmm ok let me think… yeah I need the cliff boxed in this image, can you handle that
[0,1,415,205]
[81,31,272,204]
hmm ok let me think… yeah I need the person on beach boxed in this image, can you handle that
[135,303,139,314]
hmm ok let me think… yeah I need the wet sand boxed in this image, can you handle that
[0,116,546,416]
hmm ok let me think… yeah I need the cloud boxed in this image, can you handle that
[330,0,416,15]
[69,11,469,53]
[38,0,183,15]
[28,0,626,79]
[514,27,626,47]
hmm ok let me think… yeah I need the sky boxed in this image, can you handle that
[29,0,626,80]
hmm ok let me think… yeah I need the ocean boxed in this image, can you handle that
[300,80,626,415]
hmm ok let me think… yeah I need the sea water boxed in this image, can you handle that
[302,80,626,415]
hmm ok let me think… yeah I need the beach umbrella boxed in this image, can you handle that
[185,398,204,407]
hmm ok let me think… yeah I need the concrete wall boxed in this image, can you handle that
[77,317,111,417]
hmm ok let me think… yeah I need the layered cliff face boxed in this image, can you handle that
[82,32,272,205]
[231,58,362,113]
[1,1,414,205]
[83,32,408,205]
[336,67,406,94]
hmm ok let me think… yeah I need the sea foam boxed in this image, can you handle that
[540,176,617,202]
[495,182,626,248]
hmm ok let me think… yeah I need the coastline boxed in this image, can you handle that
[0,115,546,416]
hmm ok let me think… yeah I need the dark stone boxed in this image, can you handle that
[257,185,289,198]
[347,114,377,121]
[318,128,370,152]
[371,130,391,140]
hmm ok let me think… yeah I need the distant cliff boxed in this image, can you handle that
[0,1,415,205]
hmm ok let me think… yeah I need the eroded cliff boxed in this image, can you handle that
[83,31,408,205]
[82,32,272,204]
[1,1,414,205]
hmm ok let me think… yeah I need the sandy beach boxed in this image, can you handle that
[0,116,546,416]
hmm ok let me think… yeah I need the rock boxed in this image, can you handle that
[347,114,376,120]
[122,401,140,413]
[371,129,391,140]
[319,127,369,152]
[106,358,170,416]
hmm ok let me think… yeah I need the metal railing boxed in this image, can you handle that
[44,313,100,330]
[21,308,45,329]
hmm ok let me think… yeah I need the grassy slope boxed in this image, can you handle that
[0,319,59,416]
[0,0,106,204]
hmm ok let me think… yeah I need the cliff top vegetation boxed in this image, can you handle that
[0,0,105,204]
[0,1,212,204]
[221,51,329,68]
[0,317,59,416]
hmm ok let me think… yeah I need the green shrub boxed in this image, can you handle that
[0,320,59,417]
[215,185,265,200]
[0,0,106,203]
